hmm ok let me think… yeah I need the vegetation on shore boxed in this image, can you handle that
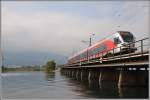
[43,60,56,73]
[2,60,56,73]
[2,65,43,73]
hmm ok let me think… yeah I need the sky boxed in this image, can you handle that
[1,1,150,66]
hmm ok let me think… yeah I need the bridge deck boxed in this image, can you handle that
[61,51,149,69]
[62,61,148,69]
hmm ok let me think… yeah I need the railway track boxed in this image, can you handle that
[63,50,149,68]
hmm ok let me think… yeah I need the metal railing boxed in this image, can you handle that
[67,37,149,67]
[99,37,149,63]
[83,37,149,64]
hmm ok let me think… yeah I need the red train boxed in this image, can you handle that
[68,31,137,64]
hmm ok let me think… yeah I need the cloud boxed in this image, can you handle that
[114,1,150,39]
[2,1,149,58]
[1,4,111,56]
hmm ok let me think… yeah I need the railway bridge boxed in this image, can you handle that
[60,38,149,87]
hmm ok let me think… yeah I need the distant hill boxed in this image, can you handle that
[3,51,68,67]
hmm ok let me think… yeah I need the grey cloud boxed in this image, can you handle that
[2,1,149,57]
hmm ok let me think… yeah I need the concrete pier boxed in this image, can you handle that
[76,69,81,80]
[81,69,89,81]
[61,67,148,87]
[71,70,76,78]
[88,69,100,84]
[100,69,119,87]
[118,68,148,87]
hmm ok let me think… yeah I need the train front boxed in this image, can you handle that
[118,31,137,52]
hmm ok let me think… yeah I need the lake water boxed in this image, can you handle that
[1,71,148,99]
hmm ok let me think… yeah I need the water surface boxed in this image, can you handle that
[2,71,148,99]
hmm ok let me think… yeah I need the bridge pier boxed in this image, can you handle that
[69,70,72,77]
[88,69,100,84]
[67,70,70,77]
[81,69,89,81]
[118,68,148,87]
[99,69,119,87]
[76,69,81,80]
[69,69,72,77]
[61,64,148,87]
[71,69,76,78]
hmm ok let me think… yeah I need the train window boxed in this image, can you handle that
[88,44,106,56]
[114,37,121,44]
[83,52,87,58]
[119,32,134,42]
[94,44,106,54]
[89,49,94,56]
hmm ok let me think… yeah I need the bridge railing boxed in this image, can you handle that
[135,37,149,54]
[85,37,149,64]
[101,37,149,61]
[65,37,149,67]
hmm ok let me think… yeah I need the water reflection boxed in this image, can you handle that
[2,72,148,99]
[65,74,148,98]
[118,86,148,98]
[44,72,55,81]
[68,78,119,98]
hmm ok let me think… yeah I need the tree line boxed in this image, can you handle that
[2,60,56,73]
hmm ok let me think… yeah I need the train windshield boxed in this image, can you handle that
[119,32,134,42]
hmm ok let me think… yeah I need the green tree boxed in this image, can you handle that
[44,60,56,73]
[2,66,5,73]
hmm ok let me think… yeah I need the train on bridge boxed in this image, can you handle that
[62,31,148,88]
[68,31,137,64]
